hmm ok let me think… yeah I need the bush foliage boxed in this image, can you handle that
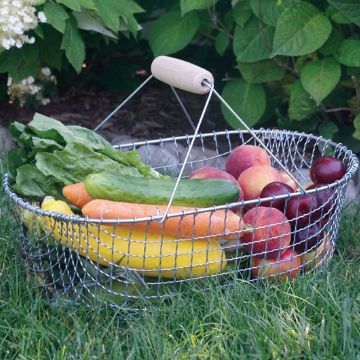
[1,0,360,151]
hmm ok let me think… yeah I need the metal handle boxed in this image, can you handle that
[151,56,214,94]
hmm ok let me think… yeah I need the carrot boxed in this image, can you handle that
[82,200,246,241]
[63,182,93,209]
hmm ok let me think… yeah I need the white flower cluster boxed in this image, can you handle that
[0,0,46,50]
[8,67,57,106]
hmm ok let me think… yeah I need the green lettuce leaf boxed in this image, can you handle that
[35,142,144,186]
[13,164,63,200]
[7,113,161,201]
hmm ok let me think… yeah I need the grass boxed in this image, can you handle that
[0,193,360,359]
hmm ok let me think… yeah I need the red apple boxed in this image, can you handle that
[259,182,294,211]
[190,167,244,212]
[225,145,271,180]
[242,206,291,258]
[251,248,302,281]
[285,194,319,228]
[292,222,323,253]
[278,171,298,191]
[310,156,345,184]
[238,165,280,201]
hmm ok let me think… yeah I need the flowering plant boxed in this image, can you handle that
[0,0,144,106]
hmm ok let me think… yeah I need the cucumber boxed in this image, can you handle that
[84,171,239,207]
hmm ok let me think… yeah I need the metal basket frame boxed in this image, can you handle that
[3,56,359,309]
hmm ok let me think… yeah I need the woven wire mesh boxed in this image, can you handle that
[4,129,359,309]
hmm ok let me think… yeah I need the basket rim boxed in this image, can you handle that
[4,128,359,225]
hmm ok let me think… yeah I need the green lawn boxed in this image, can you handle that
[0,192,359,359]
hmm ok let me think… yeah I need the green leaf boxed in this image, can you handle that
[117,0,144,38]
[73,10,117,38]
[79,0,97,10]
[221,79,266,128]
[326,4,352,25]
[148,11,200,56]
[232,0,252,27]
[233,17,274,62]
[61,17,86,73]
[334,126,360,153]
[56,0,81,11]
[92,0,118,32]
[249,0,299,27]
[327,0,360,27]
[300,58,341,105]
[271,1,332,57]
[353,114,360,140]
[215,32,229,55]
[277,115,319,132]
[0,45,39,81]
[334,39,360,67]
[319,28,343,56]
[318,121,339,140]
[288,80,317,120]
[44,3,69,33]
[39,26,64,70]
[34,26,44,39]
[180,0,219,16]
[237,59,285,83]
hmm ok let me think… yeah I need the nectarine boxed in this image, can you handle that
[242,207,291,258]
[278,171,298,191]
[225,145,271,180]
[251,248,302,281]
[238,165,279,201]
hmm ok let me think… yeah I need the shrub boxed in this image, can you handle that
[1,0,360,152]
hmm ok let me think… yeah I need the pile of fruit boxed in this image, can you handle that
[7,114,347,282]
[190,144,345,281]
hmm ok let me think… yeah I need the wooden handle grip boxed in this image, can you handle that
[151,56,214,94]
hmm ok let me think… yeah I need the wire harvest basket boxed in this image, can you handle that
[3,57,359,309]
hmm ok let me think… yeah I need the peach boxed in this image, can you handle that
[242,206,291,258]
[225,145,271,180]
[190,167,244,212]
[238,165,280,201]
[278,171,298,191]
[251,248,302,281]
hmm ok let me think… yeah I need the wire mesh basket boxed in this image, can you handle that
[3,57,359,310]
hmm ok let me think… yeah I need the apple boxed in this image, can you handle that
[310,156,345,184]
[285,194,319,228]
[251,248,302,281]
[238,165,280,201]
[190,167,244,212]
[259,182,294,211]
[302,233,331,271]
[307,183,335,218]
[225,145,271,180]
[242,206,291,258]
[292,222,323,253]
[278,171,298,191]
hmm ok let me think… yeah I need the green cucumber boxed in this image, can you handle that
[84,171,239,207]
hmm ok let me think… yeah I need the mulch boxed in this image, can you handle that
[0,82,228,142]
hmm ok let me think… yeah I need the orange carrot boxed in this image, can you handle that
[82,200,246,241]
[63,182,93,209]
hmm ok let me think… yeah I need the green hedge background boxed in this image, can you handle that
[1,0,360,152]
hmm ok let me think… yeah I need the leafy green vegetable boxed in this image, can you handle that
[7,113,161,200]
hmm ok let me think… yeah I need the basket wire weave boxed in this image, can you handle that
[3,57,359,309]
